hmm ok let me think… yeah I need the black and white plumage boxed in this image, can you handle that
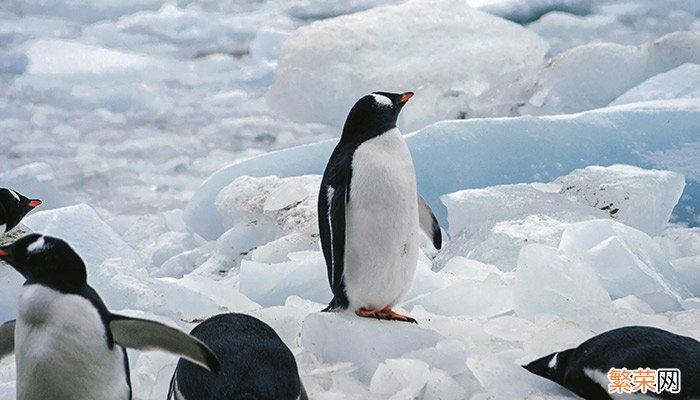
[0,234,220,400]
[0,188,41,235]
[318,91,442,323]
[524,326,700,399]
[168,313,307,400]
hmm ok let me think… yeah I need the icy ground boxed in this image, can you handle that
[1,0,700,399]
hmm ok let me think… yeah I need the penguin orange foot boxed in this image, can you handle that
[355,308,417,324]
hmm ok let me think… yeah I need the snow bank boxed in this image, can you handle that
[185,100,700,239]
[267,0,548,131]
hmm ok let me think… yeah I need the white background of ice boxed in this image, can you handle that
[1,0,700,399]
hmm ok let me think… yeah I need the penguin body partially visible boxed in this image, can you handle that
[169,313,306,400]
[524,326,700,399]
[0,188,41,234]
[0,234,219,400]
[318,91,441,323]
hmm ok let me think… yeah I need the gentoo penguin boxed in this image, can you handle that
[0,188,41,234]
[168,313,307,400]
[0,234,220,400]
[318,91,442,323]
[524,326,700,399]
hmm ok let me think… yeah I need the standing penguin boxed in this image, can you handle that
[318,91,442,323]
[0,234,220,400]
[168,313,307,400]
[0,188,41,235]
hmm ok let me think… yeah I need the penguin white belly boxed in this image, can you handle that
[344,128,419,311]
[15,285,130,400]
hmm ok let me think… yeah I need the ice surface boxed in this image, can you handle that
[559,219,691,311]
[267,0,548,131]
[0,162,69,211]
[186,100,700,239]
[369,358,430,397]
[555,164,685,236]
[610,63,700,106]
[301,312,442,382]
[515,244,614,331]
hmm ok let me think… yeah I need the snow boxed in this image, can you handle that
[267,0,548,131]
[2,0,700,398]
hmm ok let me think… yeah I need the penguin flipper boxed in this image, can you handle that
[318,180,349,310]
[0,320,14,360]
[109,315,220,373]
[417,195,442,249]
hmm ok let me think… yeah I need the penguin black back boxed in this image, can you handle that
[524,326,700,399]
[0,188,41,234]
[170,313,304,400]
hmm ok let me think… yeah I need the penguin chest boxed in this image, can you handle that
[344,129,419,310]
[15,285,130,400]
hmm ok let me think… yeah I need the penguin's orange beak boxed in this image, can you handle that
[28,200,42,207]
[0,249,7,256]
[399,92,414,103]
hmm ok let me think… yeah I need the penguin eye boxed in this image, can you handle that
[370,94,392,107]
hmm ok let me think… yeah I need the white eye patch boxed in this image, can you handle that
[8,190,20,203]
[27,236,46,254]
[371,93,392,107]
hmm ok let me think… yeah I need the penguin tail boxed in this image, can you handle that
[322,298,346,312]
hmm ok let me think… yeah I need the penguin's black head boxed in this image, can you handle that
[0,188,42,232]
[0,234,87,292]
[523,349,572,384]
[340,91,413,144]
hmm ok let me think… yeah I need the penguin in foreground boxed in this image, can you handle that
[524,326,700,399]
[0,188,41,234]
[0,234,220,400]
[318,91,442,323]
[168,313,307,400]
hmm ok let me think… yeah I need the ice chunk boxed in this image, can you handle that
[611,63,700,106]
[670,257,700,297]
[522,317,595,359]
[404,278,514,318]
[23,204,142,268]
[559,219,691,311]
[240,251,331,307]
[369,358,430,397]
[500,31,700,116]
[468,0,593,24]
[439,182,603,271]
[267,0,547,131]
[555,164,685,235]
[514,244,614,331]
[423,368,467,400]
[467,354,570,398]
[301,312,442,382]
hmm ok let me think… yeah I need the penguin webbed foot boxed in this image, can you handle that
[355,308,417,324]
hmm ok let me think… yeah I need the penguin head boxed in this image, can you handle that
[523,349,572,383]
[340,91,413,143]
[0,234,87,292]
[0,188,42,232]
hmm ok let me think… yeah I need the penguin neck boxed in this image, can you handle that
[24,270,88,295]
[339,119,397,146]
